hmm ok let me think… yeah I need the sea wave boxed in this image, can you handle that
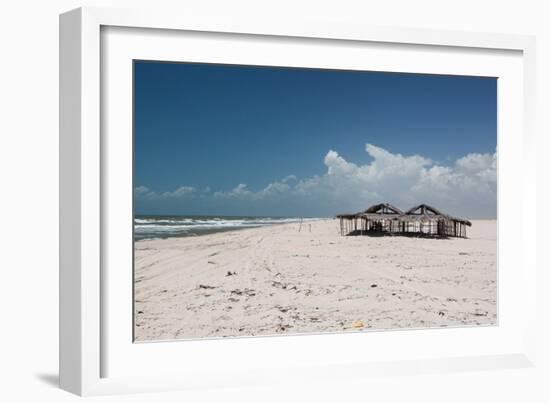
[133,216,322,239]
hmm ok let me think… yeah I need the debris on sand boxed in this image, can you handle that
[276,323,293,332]
[230,288,256,297]
[473,310,488,317]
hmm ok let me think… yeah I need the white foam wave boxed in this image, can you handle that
[134,217,322,237]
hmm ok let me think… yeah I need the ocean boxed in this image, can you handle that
[134,215,323,240]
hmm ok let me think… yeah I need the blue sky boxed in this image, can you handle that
[134,61,497,218]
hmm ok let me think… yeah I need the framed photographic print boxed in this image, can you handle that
[132,61,496,342]
[60,7,537,396]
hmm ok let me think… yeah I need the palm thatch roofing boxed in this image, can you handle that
[403,204,472,226]
[336,202,472,238]
[361,203,405,221]
[337,203,403,219]
[365,203,404,215]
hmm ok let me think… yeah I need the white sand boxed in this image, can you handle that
[134,219,496,341]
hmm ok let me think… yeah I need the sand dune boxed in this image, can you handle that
[134,219,496,341]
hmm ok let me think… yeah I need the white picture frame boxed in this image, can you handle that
[59,6,537,396]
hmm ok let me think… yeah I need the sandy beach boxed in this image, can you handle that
[134,219,497,341]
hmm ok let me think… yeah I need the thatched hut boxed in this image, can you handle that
[337,203,472,238]
[336,203,403,235]
[399,204,472,237]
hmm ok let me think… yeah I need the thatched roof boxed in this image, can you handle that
[337,202,471,226]
[403,204,472,226]
[363,203,403,215]
[404,204,444,216]
[336,203,402,219]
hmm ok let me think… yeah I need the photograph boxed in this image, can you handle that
[133,61,497,342]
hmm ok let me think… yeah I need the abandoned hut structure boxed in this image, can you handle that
[337,203,403,235]
[336,203,472,238]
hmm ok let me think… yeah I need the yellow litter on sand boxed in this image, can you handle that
[351,320,364,328]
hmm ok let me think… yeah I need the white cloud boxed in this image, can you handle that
[455,152,494,175]
[214,183,253,199]
[281,174,297,183]
[134,185,195,200]
[134,185,150,195]
[161,186,195,198]
[135,143,497,218]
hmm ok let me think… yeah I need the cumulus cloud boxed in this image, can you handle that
[134,185,151,195]
[134,185,195,200]
[135,143,497,218]
[214,183,253,199]
[161,186,195,198]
